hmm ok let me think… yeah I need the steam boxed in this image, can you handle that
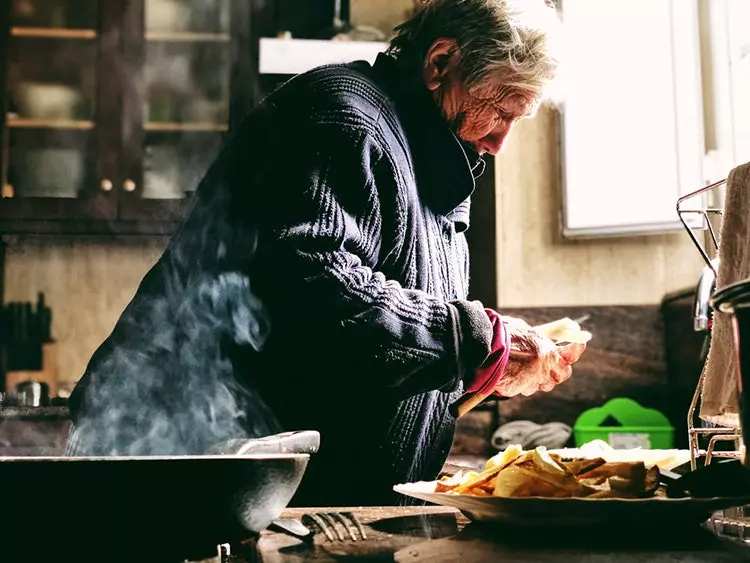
[68,270,282,456]
[56,0,285,456]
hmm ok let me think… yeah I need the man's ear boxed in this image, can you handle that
[422,38,460,92]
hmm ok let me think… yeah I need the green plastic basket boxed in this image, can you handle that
[573,397,674,449]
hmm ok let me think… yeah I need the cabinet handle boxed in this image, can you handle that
[123,179,137,192]
[100,179,113,192]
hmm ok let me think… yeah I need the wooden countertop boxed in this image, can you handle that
[255,506,750,562]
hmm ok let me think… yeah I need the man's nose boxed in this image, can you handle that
[483,124,513,156]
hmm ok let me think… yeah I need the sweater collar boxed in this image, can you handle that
[371,53,484,230]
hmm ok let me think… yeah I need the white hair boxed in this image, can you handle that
[388,0,563,102]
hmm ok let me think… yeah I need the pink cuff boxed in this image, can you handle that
[464,309,511,395]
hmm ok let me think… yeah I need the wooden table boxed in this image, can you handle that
[255,506,750,562]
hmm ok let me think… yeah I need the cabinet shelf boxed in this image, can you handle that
[7,118,95,130]
[145,31,231,43]
[11,27,97,40]
[144,122,229,132]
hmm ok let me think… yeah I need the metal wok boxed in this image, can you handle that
[0,430,320,563]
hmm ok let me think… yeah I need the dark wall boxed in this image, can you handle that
[466,157,497,307]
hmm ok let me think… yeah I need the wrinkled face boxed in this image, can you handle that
[422,39,539,156]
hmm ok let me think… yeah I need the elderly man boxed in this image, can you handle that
[66,0,585,506]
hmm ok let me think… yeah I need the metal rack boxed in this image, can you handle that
[676,178,744,469]
[677,177,750,540]
[677,179,725,280]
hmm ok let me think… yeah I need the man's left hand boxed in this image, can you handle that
[492,315,586,397]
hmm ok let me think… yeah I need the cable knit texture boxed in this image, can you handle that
[68,54,493,506]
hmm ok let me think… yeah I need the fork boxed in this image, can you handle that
[270,511,368,542]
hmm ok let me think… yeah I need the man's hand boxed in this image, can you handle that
[492,316,586,397]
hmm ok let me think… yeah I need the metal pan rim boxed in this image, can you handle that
[0,453,311,462]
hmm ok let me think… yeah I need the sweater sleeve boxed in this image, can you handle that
[251,123,493,399]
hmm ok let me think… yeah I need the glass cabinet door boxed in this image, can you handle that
[137,0,231,200]
[2,0,114,215]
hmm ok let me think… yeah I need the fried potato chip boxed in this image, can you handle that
[492,447,595,498]
[435,446,664,500]
[451,446,524,495]
[435,475,462,493]
[485,444,524,471]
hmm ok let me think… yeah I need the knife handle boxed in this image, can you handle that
[449,389,492,418]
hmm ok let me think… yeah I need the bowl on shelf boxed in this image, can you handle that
[15,82,83,120]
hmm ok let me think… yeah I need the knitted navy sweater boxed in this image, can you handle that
[67,53,494,506]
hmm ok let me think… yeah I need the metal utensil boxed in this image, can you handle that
[271,511,368,543]
[304,512,368,542]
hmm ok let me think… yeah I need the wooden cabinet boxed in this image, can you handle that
[0,0,255,235]
[0,0,392,235]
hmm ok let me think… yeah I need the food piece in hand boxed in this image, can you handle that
[535,317,593,344]
[492,317,588,398]
[492,447,595,498]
